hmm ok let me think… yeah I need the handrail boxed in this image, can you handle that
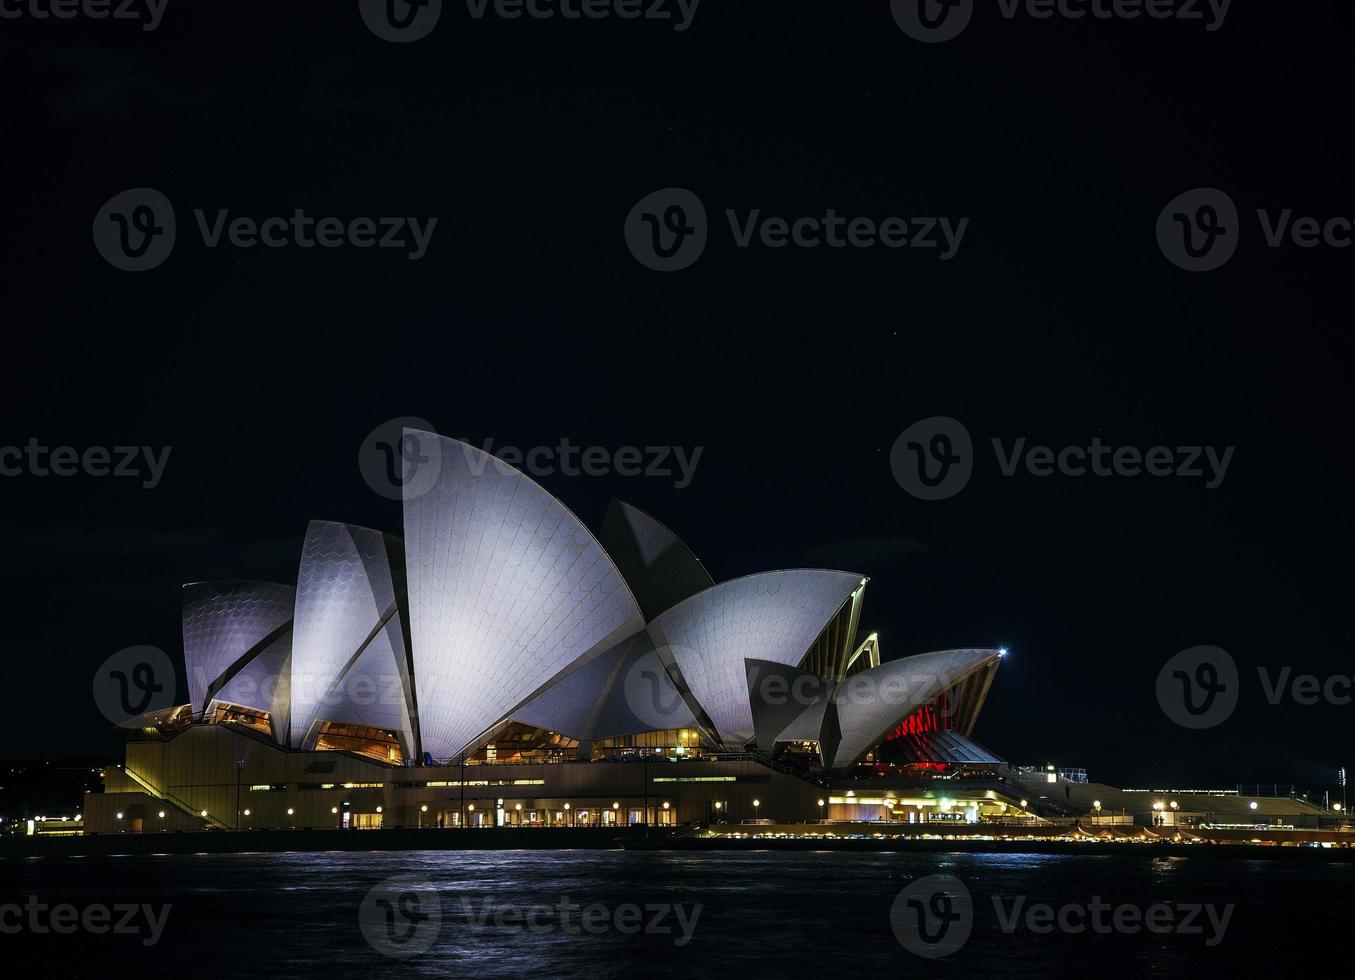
[122,765,226,830]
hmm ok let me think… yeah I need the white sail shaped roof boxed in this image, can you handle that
[645,569,864,747]
[182,580,295,716]
[402,430,646,760]
[830,648,1001,769]
[288,521,415,752]
[214,637,293,744]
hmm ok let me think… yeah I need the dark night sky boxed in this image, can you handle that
[3,2,1351,794]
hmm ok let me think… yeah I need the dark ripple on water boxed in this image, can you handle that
[2,849,1349,978]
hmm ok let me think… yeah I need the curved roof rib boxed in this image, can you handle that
[288,521,416,754]
[181,581,295,743]
[645,569,865,747]
[830,648,1001,770]
[402,430,646,761]
[599,500,714,621]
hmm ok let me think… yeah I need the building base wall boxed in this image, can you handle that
[85,724,826,834]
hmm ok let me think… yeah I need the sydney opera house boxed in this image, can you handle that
[87,431,1017,834]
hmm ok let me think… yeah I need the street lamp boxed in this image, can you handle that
[564,802,571,828]
[753,799,760,821]
[419,804,428,829]
[468,803,476,828]
[234,759,246,831]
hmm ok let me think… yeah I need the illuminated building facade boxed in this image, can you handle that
[88,433,1017,834]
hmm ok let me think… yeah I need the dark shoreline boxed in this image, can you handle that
[620,835,1355,862]
[0,827,648,858]
[4,827,1352,863]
